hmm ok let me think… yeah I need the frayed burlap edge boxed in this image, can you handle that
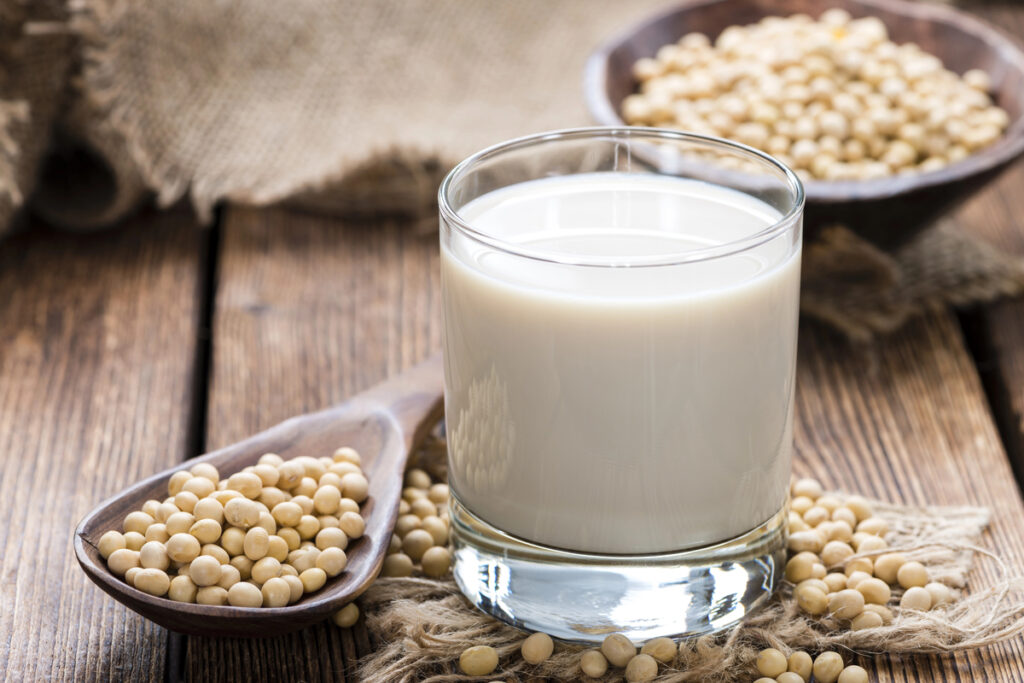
[802,223,1024,341]
[355,499,1024,682]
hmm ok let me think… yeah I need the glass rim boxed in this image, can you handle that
[438,126,805,268]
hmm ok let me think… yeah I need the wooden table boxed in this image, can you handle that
[4,10,1024,682]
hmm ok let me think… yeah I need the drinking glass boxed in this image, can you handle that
[438,127,804,642]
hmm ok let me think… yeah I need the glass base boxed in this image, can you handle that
[449,497,787,643]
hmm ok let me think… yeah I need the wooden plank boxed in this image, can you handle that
[948,0,1024,479]
[795,313,1024,681]
[185,206,440,682]
[0,209,204,682]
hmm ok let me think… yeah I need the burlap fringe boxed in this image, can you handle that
[355,499,1024,682]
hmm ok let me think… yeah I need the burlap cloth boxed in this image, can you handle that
[350,437,1024,682]
[2,0,1023,339]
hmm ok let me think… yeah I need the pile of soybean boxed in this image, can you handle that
[99,448,370,622]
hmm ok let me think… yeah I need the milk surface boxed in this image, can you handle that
[442,173,800,554]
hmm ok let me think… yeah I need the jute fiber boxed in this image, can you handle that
[357,501,1024,682]
[0,0,1021,338]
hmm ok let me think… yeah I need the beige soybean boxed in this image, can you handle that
[124,567,142,587]
[296,515,321,540]
[897,561,930,589]
[124,531,146,550]
[581,650,609,678]
[756,648,787,677]
[874,553,906,584]
[217,564,241,589]
[165,512,195,536]
[182,476,215,499]
[459,645,499,676]
[271,501,303,528]
[251,557,282,584]
[123,511,155,535]
[196,585,229,605]
[189,518,222,544]
[341,473,369,503]
[282,574,304,603]
[144,524,170,544]
[792,478,824,499]
[394,514,422,538]
[169,575,198,602]
[316,547,348,577]
[140,541,170,571]
[820,540,855,567]
[338,511,366,539]
[227,581,263,607]
[189,555,222,586]
[813,651,845,683]
[857,577,892,604]
[243,527,270,561]
[166,533,201,563]
[863,603,894,624]
[829,589,865,620]
[521,632,555,664]
[844,557,873,576]
[851,610,884,630]
[421,546,451,578]
[98,531,127,559]
[382,552,414,577]
[333,446,361,466]
[224,498,261,529]
[625,653,658,682]
[332,602,360,628]
[838,665,870,683]
[640,637,675,664]
[845,570,872,590]
[220,526,245,556]
[134,568,171,597]
[777,673,804,683]
[300,567,327,593]
[402,529,435,563]
[173,491,199,514]
[601,633,636,667]
[824,573,848,592]
[796,584,828,615]
[261,577,291,607]
[900,586,933,611]
[230,555,254,580]
[926,582,954,607]
[788,651,813,680]
[313,484,342,515]
[315,527,347,551]
[428,483,449,504]
[168,471,193,496]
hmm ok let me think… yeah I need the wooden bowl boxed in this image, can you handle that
[584,0,1024,247]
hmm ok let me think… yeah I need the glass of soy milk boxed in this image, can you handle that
[439,128,803,642]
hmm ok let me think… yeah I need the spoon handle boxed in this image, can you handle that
[359,353,445,453]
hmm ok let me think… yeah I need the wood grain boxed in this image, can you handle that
[795,313,1024,681]
[953,5,1024,480]
[184,206,441,681]
[0,209,203,682]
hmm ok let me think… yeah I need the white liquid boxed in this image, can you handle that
[442,173,801,554]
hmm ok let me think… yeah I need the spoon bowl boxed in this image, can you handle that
[74,355,444,637]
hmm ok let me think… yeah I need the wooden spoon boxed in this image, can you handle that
[74,354,444,637]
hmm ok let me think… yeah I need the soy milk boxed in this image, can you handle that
[442,173,800,554]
